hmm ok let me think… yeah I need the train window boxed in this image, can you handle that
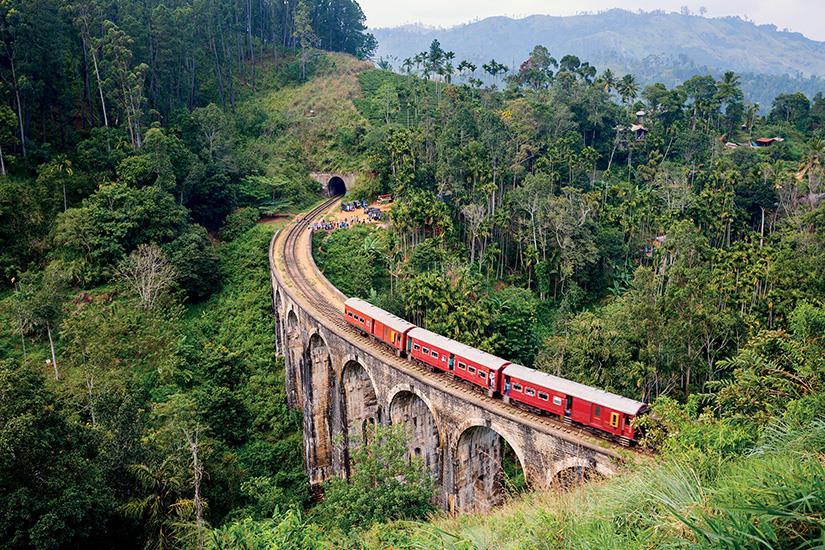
[442,355,447,362]
[538,392,548,400]
[594,405,601,418]
[552,396,563,406]
[610,412,620,428]
[413,344,420,351]
[431,351,439,358]
[347,311,353,317]
[479,371,487,379]
[457,362,466,370]
[525,387,536,397]
[422,347,429,354]
[468,366,477,373]
[512,383,522,392]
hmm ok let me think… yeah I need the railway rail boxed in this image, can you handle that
[270,197,643,460]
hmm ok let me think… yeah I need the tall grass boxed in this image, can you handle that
[359,420,825,548]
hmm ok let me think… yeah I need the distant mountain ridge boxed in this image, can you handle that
[372,9,825,106]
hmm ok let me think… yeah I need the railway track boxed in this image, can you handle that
[272,198,641,460]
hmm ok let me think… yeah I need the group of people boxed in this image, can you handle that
[310,217,372,232]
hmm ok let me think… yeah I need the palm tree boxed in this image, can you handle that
[717,71,741,100]
[598,68,616,93]
[122,458,191,550]
[442,51,456,84]
[745,103,760,141]
[798,138,825,202]
[617,74,638,106]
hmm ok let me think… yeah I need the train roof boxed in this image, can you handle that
[503,363,647,415]
[344,297,416,334]
[408,327,509,372]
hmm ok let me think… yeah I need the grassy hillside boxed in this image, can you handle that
[244,52,373,174]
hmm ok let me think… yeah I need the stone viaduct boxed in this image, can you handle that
[269,202,632,513]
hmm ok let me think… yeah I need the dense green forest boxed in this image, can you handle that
[0,1,379,547]
[313,41,824,546]
[0,0,823,546]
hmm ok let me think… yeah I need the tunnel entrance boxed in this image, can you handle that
[327,176,346,196]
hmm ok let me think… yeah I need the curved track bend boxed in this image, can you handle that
[270,197,640,460]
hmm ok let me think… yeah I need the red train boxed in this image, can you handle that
[344,298,415,355]
[343,297,648,444]
[407,327,509,398]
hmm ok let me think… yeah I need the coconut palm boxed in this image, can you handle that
[597,68,616,93]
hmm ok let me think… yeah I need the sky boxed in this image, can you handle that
[359,0,825,42]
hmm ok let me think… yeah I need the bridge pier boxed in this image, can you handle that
[270,231,625,513]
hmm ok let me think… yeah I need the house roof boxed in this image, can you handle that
[345,298,415,334]
[408,327,509,371]
[503,363,647,415]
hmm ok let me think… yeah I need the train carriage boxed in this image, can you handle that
[407,328,509,396]
[503,364,647,443]
[344,298,415,356]
[342,297,648,444]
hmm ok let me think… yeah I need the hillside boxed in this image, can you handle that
[372,9,825,106]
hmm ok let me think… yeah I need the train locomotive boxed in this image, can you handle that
[343,297,648,444]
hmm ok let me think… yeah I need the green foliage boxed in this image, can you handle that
[356,420,825,548]
[0,176,56,278]
[0,361,113,549]
[165,224,221,302]
[488,286,539,365]
[312,425,435,533]
[209,510,325,549]
[313,225,389,298]
[219,208,260,243]
[183,225,309,515]
[54,183,188,284]
[705,304,824,422]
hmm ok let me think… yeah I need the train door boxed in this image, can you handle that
[565,396,573,417]
[610,412,622,432]
[448,354,455,371]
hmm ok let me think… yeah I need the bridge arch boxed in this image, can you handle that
[453,420,527,512]
[301,332,335,483]
[387,385,442,482]
[551,456,600,490]
[340,358,381,458]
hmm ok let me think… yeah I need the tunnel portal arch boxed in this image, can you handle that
[327,176,346,196]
